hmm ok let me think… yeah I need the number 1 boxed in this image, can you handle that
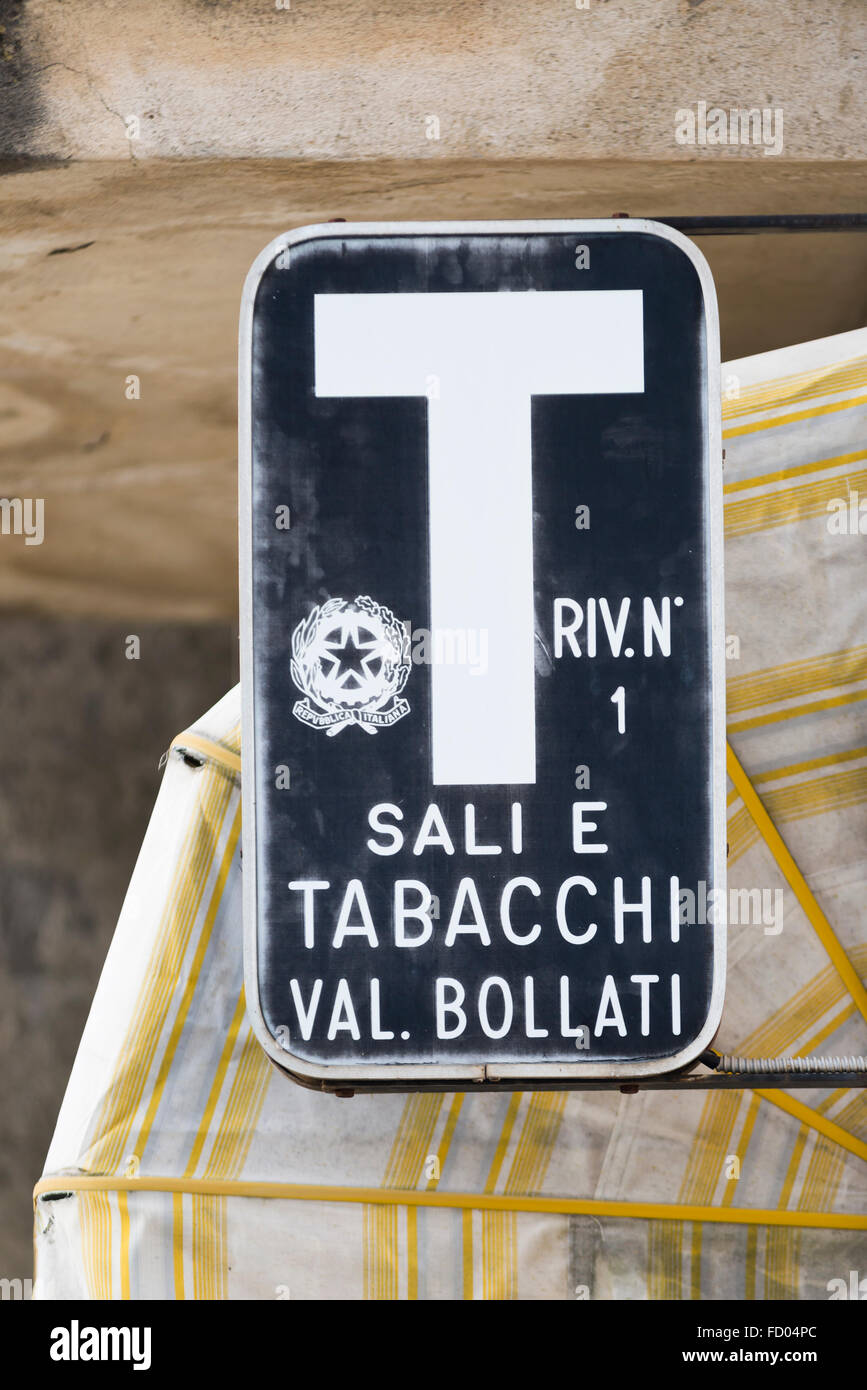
[611,686,626,734]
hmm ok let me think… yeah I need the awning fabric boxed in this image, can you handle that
[33,328,867,1300]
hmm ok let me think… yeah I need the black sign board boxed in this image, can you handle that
[240,221,725,1088]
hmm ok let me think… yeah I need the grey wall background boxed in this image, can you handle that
[0,621,235,1282]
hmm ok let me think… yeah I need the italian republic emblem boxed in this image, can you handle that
[290,595,411,736]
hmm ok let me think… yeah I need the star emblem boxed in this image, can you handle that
[321,623,381,688]
[290,595,412,733]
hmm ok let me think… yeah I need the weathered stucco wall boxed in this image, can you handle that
[1,0,864,164]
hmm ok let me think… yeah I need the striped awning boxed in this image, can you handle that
[34,328,867,1300]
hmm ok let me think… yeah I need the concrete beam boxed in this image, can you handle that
[0,159,864,618]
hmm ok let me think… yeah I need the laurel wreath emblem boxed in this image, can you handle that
[290,595,411,735]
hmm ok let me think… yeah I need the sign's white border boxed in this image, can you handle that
[239,220,726,1086]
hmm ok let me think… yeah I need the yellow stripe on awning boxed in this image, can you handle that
[31,1174,866,1231]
